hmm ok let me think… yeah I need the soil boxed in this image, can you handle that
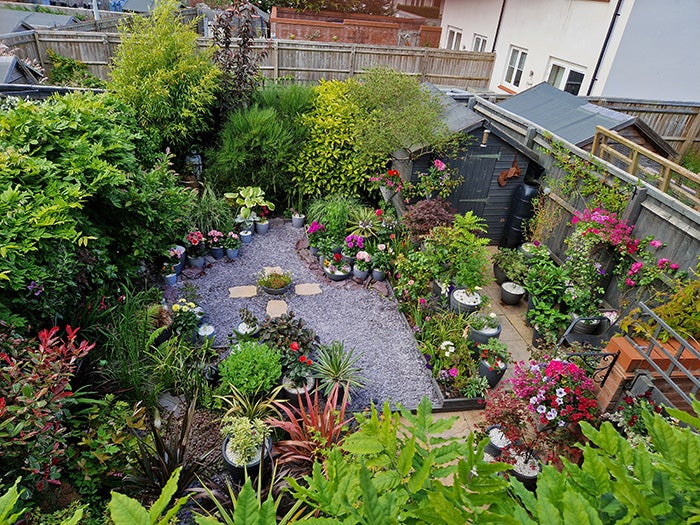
[168,218,440,412]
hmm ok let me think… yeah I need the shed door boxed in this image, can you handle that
[450,153,500,217]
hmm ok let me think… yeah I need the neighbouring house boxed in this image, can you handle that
[438,0,700,102]
[498,82,676,159]
[0,8,76,35]
[394,84,543,244]
[270,6,441,47]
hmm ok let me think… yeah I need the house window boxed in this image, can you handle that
[446,27,462,50]
[473,34,487,52]
[505,47,528,87]
[546,60,586,95]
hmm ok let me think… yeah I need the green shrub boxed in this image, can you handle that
[289,79,385,198]
[45,48,105,89]
[108,0,220,153]
[217,342,282,397]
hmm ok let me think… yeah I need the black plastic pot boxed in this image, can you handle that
[222,436,272,486]
[478,360,507,388]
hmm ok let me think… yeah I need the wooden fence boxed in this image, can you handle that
[3,30,495,89]
[470,96,700,308]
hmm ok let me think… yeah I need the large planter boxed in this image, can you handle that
[493,264,508,285]
[430,378,486,412]
[163,273,177,287]
[501,282,525,305]
[187,255,205,268]
[371,268,386,282]
[353,267,369,281]
[222,436,272,485]
[281,375,316,406]
[478,360,507,388]
[570,314,603,335]
[226,248,239,259]
[210,246,225,260]
[260,283,291,296]
[468,324,502,345]
[240,230,253,244]
[484,425,511,458]
[292,214,306,228]
[255,221,270,235]
[450,289,482,315]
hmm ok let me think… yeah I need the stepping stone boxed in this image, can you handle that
[267,300,288,318]
[262,266,284,276]
[295,283,322,296]
[229,285,257,298]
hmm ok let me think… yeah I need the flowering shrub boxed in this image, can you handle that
[343,234,365,257]
[185,230,205,256]
[622,237,684,289]
[511,359,598,427]
[284,341,314,387]
[603,391,667,449]
[206,229,224,247]
[478,338,511,369]
[370,168,404,194]
[571,208,638,255]
[306,221,326,246]
[370,243,391,271]
[223,231,241,249]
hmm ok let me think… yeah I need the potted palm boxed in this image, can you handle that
[476,338,511,388]
[311,341,366,402]
[220,415,272,484]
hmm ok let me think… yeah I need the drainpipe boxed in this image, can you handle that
[587,0,623,96]
[491,0,506,53]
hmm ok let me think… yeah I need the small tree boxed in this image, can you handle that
[109,0,221,153]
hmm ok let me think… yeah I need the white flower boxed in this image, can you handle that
[556,388,566,398]
[546,409,558,420]
[529,396,539,405]
[536,405,547,414]
[439,341,455,353]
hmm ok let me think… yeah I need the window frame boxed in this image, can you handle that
[545,59,586,95]
[504,46,528,88]
[446,26,463,51]
[473,34,487,52]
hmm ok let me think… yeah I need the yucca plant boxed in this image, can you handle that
[216,384,285,421]
[311,341,366,398]
[346,206,379,238]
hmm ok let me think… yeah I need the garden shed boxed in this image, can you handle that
[396,84,543,244]
[498,82,676,158]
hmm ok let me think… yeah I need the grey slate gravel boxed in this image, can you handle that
[171,219,439,411]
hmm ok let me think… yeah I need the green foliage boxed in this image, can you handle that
[491,247,529,284]
[0,478,25,525]
[681,150,700,173]
[109,467,189,525]
[217,342,282,397]
[311,341,366,398]
[109,0,220,152]
[510,399,700,524]
[206,105,297,203]
[0,325,93,492]
[271,0,394,15]
[45,48,105,89]
[306,194,362,242]
[348,68,453,159]
[289,79,385,197]
[187,186,235,240]
[290,398,515,523]
[0,92,194,328]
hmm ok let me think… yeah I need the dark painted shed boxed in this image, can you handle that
[395,84,542,244]
[0,56,42,85]
[498,82,676,157]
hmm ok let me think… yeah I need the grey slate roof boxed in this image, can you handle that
[0,9,75,35]
[0,56,41,84]
[122,0,154,12]
[498,82,634,147]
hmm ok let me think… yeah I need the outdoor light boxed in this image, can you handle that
[480,129,491,147]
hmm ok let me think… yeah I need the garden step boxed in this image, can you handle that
[266,299,288,318]
[228,285,257,298]
[295,283,322,296]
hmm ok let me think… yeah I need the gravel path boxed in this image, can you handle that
[171,219,439,411]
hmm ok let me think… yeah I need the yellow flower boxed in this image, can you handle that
[187,302,196,309]
[172,304,180,312]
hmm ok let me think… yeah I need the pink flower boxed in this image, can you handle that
[625,278,636,287]
[670,263,679,270]
[377,244,386,251]
[629,261,644,274]
[649,239,663,248]
[375,209,383,217]
[448,367,458,377]
[407,279,415,285]
[419,298,426,306]
[657,258,670,268]
[433,159,446,171]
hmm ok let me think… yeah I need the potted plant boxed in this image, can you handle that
[342,234,365,263]
[220,415,272,484]
[257,269,292,295]
[162,262,177,287]
[225,186,275,233]
[291,208,306,228]
[370,243,391,282]
[206,229,225,259]
[215,341,282,397]
[166,245,184,276]
[170,298,204,341]
[501,282,526,305]
[322,253,352,281]
[353,250,371,281]
[476,338,511,388]
[223,231,241,259]
[306,221,326,255]
[255,205,272,235]
[184,230,206,268]
[466,310,501,345]
[197,323,216,345]
[311,341,366,401]
[231,308,260,341]
[491,248,528,285]
[280,343,316,404]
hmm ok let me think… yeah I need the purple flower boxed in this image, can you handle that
[448,367,458,377]
[27,281,43,296]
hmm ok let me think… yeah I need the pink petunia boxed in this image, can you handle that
[625,278,636,287]
[433,159,446,171]
[670,263,679,270]
[649,239,663,248]
[448,367,458,377]
[657,258,670,268]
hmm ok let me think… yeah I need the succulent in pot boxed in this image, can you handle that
[257,269,292,295]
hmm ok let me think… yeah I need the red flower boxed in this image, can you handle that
[290,342,300,351]
[299,355,306,363]
[375,209,383,217]
[307,359,313,366]
[333,253,343,263]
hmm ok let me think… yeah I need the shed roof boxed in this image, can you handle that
[0,9,75,35]
[0,56,41,84]
[498,82,634,146]
[122,0,155,12]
